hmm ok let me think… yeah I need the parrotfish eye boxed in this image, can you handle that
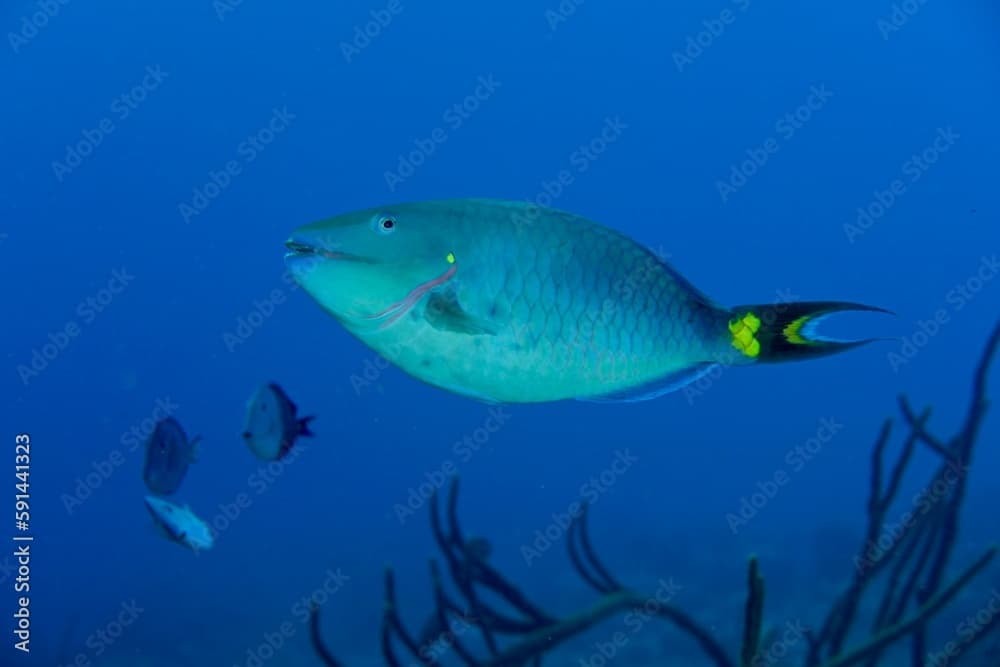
[374,215,396,235]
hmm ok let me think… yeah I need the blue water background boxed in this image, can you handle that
[1,1,998,664]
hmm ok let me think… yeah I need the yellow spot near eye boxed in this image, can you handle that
[729,312,762,359]
[446,252,456,264]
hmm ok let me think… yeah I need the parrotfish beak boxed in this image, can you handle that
[284,237,374,264]
[284,231,389,326]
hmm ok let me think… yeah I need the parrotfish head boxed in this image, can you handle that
[285,203,462,330]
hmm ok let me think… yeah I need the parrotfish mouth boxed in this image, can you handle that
[284,237,458,330]
[284,239,375,264]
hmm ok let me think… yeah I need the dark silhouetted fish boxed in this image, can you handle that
[143,417,199,496]
[241,383,315,460]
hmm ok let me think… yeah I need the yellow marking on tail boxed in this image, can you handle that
[783,315,811,345]
[729,312,762,359]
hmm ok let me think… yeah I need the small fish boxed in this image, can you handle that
[144,496,214,552]
[241,383,315,460]
[143,417,199,496]
[285,199,889,403]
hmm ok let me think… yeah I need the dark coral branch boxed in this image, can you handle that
[433,481,554,630]
[567,506,614,594]
[429,560,480,667]
[576,503,624,592]
[740,556,765,667]
[477,589,736,667]
[961,318,1000,444]
[309,603,344,667]
[898,397,953,461]
[383,567,432,666]
[310,320,1000,667]
[815,547,996,667]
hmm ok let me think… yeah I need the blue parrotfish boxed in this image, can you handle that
[285,199,886,403]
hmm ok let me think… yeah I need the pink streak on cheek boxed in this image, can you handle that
[362,264,459,328]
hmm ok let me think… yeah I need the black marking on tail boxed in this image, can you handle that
[298,416,316,437]
[729,301,892,363]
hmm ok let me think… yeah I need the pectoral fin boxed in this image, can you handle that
[424,292,497,336]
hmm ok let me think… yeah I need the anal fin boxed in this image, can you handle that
[577,363,719,403]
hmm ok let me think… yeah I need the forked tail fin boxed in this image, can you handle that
[726,301,892,363]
